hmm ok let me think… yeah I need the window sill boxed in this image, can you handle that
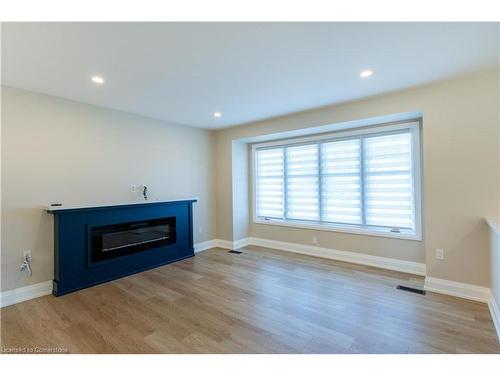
[253,218,422,241]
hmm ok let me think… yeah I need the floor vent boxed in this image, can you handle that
[228,250,243,254]
[397,285,426,295]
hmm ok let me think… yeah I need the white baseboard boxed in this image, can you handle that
[198,237,425,276]
[0,281,53,308]
[195,238,252,252]
[424,276,491,303]
[196,238,250,251]
[233,237,252,250]
[194,239,219,253]
[488,292,500,340]
[247,237,426,276]
[214,239,234,250]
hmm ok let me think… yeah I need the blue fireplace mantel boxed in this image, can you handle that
[48,198,197,296]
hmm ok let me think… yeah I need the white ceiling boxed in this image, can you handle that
[2,22,499,129]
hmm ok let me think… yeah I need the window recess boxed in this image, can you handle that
[253,120,422,240]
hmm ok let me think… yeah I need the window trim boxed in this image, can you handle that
[251,119,423,241]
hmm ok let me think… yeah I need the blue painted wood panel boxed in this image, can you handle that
[50,200,196,296]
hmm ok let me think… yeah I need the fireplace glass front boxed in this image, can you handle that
[90,217,176,263]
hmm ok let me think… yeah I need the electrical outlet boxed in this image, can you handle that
[20,250,32,276]
[436,248,444,260]
[312,236,318,245]
[130,184,137,193]
[23,250,31,261]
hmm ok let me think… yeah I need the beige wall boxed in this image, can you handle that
[231,141,249,241]
[491,225,500,310]
[215,71,500,286]
[492,70,500,310]
[1,86,217,292]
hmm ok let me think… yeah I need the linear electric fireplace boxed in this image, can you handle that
[48,199,196,296]
[91,217,176,263]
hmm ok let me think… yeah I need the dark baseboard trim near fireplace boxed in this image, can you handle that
[48,199,197,296]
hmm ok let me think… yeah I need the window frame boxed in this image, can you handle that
[252,120,423,241]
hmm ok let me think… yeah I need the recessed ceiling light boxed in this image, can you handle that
[213,112,222,118]
[91,76,105,84]
[360,70,373,78]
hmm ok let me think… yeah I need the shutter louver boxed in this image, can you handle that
[255,148,285,219]
[363,132,414,229]
[321,139,362,224]
[285,144,320,221]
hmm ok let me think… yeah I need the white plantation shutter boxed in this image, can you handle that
[321,139,362,224]
[363,131,414,229]
[285,144,320,221]
[254,122,420,238]
[255,148,285,219]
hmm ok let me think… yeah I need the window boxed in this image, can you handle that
[253,121,422,240]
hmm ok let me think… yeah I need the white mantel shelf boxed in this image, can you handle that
[45,197,199,213]
[486,217,500,236]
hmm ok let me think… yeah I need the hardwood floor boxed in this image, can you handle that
[1,246,499,353]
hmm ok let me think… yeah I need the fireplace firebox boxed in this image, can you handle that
[91,217,176,263]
